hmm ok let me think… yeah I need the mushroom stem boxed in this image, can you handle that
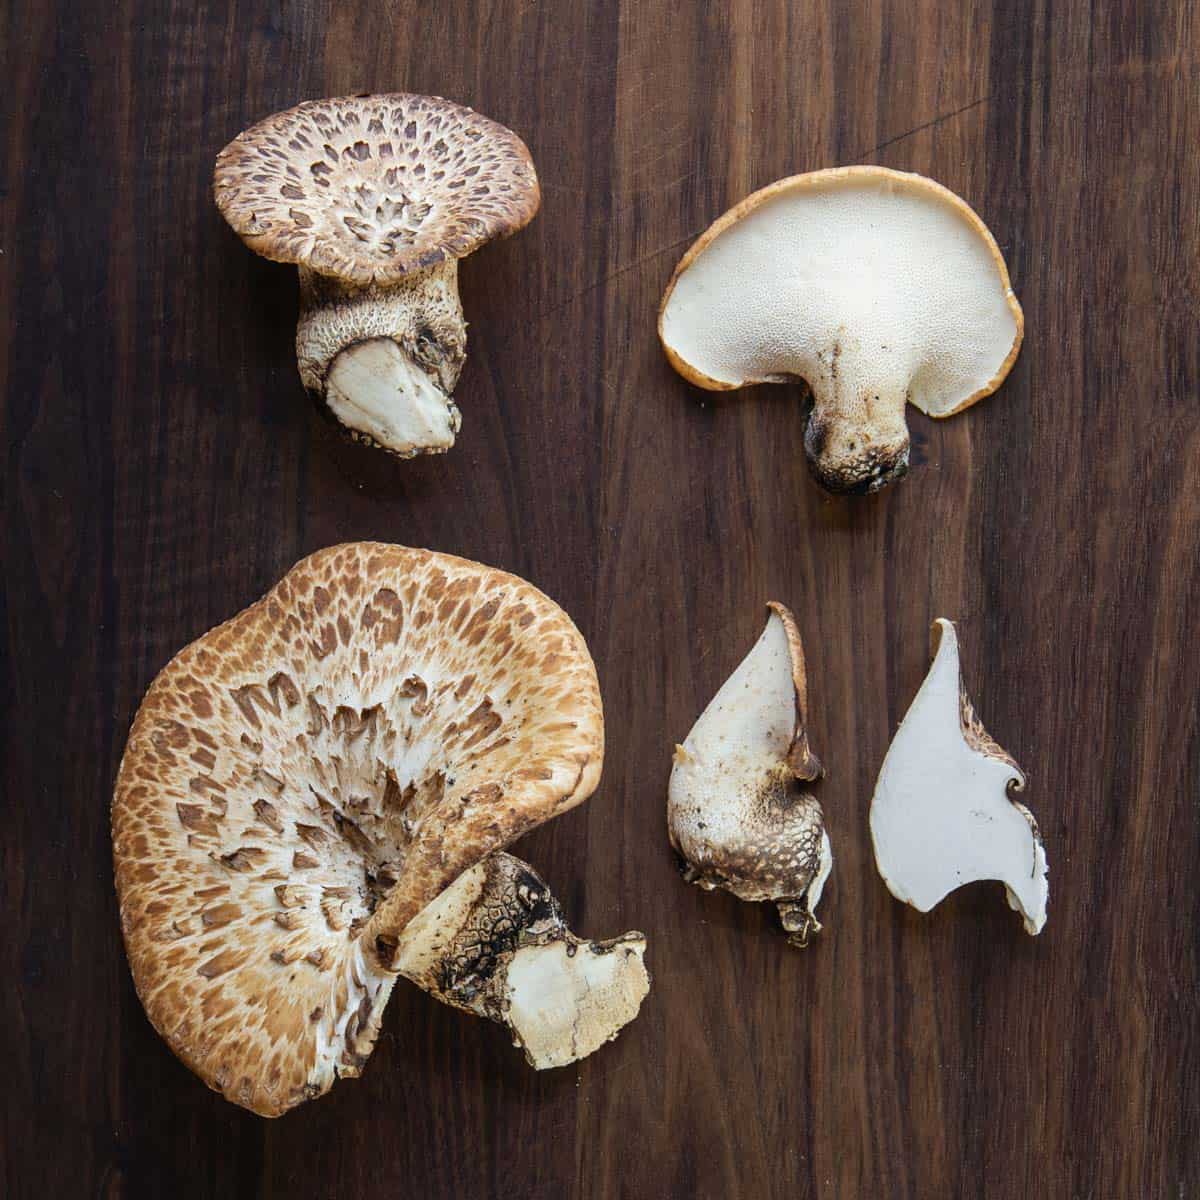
[802,362,911,494]
[393,853,650,1068]
[296,260,467,456]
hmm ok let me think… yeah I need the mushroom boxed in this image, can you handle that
[869,619,1048,934]
[112,544,649,1116]
[667,603,831,946]
[658,166,1023,494]
[213,94,540,457]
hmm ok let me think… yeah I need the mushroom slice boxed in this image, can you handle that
[870,619,1048,934]
[668,603,831,946]
[396,853,649,1068]
[111,544,635,1117]
[214,94,540,457]
[658,167,1023,494]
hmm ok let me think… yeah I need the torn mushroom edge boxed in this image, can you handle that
[657,165,1024,413]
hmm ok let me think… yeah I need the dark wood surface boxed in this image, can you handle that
[4,1,1198,1196]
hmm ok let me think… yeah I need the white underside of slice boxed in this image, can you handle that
[870,619,1048,934]
[670,611,801,850]
[325,337,460,454]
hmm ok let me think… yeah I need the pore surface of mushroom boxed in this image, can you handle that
[668,603,831,946]
[869,618,1048,934]
[214,94,540,457]
[112,544,648,1116]
[659,166,1023,494]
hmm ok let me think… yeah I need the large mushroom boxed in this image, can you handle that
[668,603,832,946]
[658,166,1023,494]
[214,94,540,457]
[112,544,649,1116]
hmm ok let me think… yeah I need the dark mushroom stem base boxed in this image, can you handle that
[800,373,912,495]
[395,853,650,1069]
[296,260,467,457]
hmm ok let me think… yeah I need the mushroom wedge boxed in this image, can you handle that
[214,94,540,457]
[869,619,1048,934]
[112,544,648,1117]
[658,167,1023,494]
[668,603,831,946]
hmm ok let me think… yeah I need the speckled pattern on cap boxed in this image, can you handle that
[214,94,540,285]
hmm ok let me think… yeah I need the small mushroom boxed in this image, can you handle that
[658,167,1023,494]
[112,544,648,1116]
[667,603,831,946]
[214,94,540,457]
[869,619,1048,934]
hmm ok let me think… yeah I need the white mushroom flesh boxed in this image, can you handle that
[668,604,831,946]
[870,618,1048,934]
[324,336,461,454]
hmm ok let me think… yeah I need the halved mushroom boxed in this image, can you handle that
[869,619,1048,934]
[658,167,1023,494]
[214,94,540,457]
[112,544,649,1116]
[667,603,831,946]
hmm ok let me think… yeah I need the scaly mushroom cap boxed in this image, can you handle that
[659,167,1023,494]
[668,603,832,946]
[869,619,1048,934]
[213,94,540,286]
[112,544,602,1116]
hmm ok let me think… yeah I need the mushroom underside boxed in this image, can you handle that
[659,168,1022,494]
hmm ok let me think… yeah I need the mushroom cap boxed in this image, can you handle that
[112,543,602,1115]
[658,166,1022,417]
[214,94,541,286]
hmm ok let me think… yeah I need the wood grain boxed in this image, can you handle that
[3,1,1197,1196]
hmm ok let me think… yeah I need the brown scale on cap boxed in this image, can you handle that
[112,543,603,1116]
[213,95,540,458]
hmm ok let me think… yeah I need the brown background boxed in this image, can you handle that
[3,1,1198,1196]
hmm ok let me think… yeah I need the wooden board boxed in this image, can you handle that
[3,1,1197,1195]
